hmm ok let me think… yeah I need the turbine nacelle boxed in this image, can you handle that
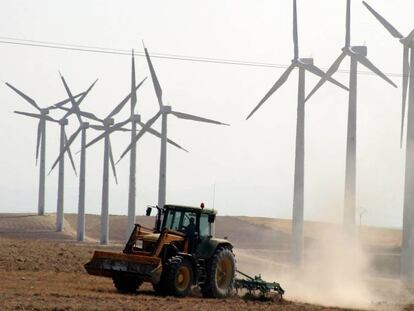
[342,45,368,57]
[400,37,414,47]
[81,122,90,129]
[295,58,314,67]
[59,119,68,126]
[130,114,141,123]
[40,109,50,115]
[161,106,172,114]
[103,118,114,127]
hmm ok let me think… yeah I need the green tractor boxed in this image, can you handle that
[85,204,236,298]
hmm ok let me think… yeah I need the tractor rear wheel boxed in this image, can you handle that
[112,273,142,293]
[201,247,235,298]
[165,256,193,297]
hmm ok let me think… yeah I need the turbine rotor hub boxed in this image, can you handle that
[350,46,368,57]
[60,119,68,126]
[40,109,49,115]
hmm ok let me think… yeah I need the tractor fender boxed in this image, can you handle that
[196,238,233,260]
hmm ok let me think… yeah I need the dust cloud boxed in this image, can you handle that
[235,226,414,310]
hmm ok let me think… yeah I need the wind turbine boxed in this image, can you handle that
[117,43,229,212]
[245,0,349,266]
[48,75,98,232]
[362,1,414,282]
[305,0,397,230]
[6,82,83,216]
[83,79,151,245]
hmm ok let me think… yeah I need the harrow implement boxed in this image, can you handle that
[234,270,285,299]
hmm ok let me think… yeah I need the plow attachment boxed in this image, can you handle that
[234,270,285,299]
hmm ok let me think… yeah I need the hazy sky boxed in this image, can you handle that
[0,0,413,228]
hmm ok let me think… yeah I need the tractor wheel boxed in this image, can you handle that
[201,247,235,298]
[165,256,193,297]
[112,273,142,293]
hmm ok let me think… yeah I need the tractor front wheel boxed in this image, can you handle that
[112,273,142,293]
[165,256,193,297]
[202,247,235,298]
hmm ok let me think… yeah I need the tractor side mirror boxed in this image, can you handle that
[146,207,152,216]
[208,214,216,223]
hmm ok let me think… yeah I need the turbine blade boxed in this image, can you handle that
[51,92,85,109]
[65,131,77,176]
[362,1,403,39]
[131,50,137,113]
[144,44,163,107]
[89,125,106,131]
[117,111,162,163]
[138,121,188,152]
[345,0,351,47]
[84,132,106,149]
[49,127,81,173]
[293,0,299,59]
[108,137,118,184]
[401,46,410,148]
[303,63,349,91]
[58,106,103,122]
[246,64,295,120]
[305,52,347,102]
[170,111,229,126]
[14,110,43,120]
[106,77,147,119]
[36,121,42,165]
[6,83,41,111]
[357,56,397,88]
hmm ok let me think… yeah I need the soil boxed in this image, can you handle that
[0,213,412,311]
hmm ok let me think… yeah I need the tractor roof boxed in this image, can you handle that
[164,204,216,215]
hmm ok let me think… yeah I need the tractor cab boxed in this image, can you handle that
[159,204,216,238]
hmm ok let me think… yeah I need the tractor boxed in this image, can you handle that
[85,204,236,298]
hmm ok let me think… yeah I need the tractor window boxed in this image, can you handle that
[164,210,182,231]
[199,214,210,237]
[180,212,197,234]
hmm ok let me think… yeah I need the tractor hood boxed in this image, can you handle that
[141,233,160,243]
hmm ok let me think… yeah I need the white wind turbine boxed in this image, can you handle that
[362,1,414,282]
[305,0,397,230]
[6,82,83,216]
[246,0,349,266]
[49,75,99,234]
[117,43,229,211]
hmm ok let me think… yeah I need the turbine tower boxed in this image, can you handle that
[83,80,149,245]
[117,43,229,211]
[245,0,348,266]
[305,0,396,230]
[49,74,99,234]
[6,82,82,216]
[362,1,414,282]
